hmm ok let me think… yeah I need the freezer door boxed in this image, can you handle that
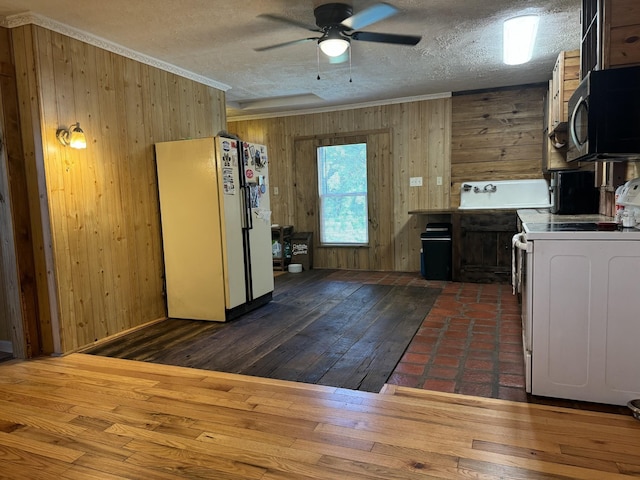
[216,137,248,310]
[245,143,274,299]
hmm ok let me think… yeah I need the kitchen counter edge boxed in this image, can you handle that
[517,209,640,240]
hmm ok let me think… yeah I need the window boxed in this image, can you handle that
[317,143,368,245]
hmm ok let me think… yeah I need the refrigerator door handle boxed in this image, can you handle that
[241,186,253,230]
[237,141,253,231]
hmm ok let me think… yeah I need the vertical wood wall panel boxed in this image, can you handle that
[11,25,53,357]
[0,26,35,357]
[13,25,225,353]
[229,97,452,272]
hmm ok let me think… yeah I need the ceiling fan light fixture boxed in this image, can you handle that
[319,37,350,57]
[503,14,539,65]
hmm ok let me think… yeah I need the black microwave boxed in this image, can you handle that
[567,65,640,162]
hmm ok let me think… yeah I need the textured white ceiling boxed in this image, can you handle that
[0,0,581,119]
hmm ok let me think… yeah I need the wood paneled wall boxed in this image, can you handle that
[229,88,549,272]
[11,25,226,354]
[0,27,17,346]
[450,85,547,207]
[229,98,452,272]
[0,26,32,358]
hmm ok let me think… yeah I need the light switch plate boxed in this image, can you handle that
[409,177,423,187]
[436,176,443,186]
[273,186,279,195]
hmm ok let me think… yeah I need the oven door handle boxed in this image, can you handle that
[511,232,530,295]
[512,232,530,252]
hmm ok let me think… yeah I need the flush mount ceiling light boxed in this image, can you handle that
[503,15,539,65]
[56,122,87,149]
[318,28,350,57]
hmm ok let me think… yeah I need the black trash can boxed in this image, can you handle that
[421,223,452,280]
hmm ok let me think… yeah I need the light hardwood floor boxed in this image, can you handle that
[0,353,638,479]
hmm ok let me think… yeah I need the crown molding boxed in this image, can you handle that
[0,12,230,92]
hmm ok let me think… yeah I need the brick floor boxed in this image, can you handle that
[387,280,525,401]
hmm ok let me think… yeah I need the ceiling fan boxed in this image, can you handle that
[254,2,422,59]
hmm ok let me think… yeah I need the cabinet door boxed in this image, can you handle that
[543,81,570,172]
[602,0,640,69]
[544,50,580,172]
[550,54,563,130]
[456,213,516,283]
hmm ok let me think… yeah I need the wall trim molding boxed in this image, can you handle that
[0,12,231,92]
[227,91,452,122]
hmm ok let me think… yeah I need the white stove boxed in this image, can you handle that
[514,192,640,405]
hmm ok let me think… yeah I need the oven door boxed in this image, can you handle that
[513,232,533,393]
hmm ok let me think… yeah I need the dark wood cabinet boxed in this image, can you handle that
[452,212,517,284]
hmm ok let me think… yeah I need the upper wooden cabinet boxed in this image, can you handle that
[581,0,640,78]
[550,50,580,130]
[543,50,579,171]
[602,0,640,68]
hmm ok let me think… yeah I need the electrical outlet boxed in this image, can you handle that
[436,176,443,186]
[273,186,279,195]
[409,177,423,187]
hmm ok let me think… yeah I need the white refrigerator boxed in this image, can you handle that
[155,136,274,321]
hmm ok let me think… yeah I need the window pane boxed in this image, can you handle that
[320,195,368,244]
[317,143,368,245]
[319,144,367,194]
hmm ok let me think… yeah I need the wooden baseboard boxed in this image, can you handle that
[75,317,168,354]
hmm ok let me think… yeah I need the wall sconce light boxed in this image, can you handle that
[57,123,87,149]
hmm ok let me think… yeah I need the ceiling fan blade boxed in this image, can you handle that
[351,31,421,46]
[254,37,319,52]
[258,13,321,32]
[341,2,398,30]
[329,51,349,64]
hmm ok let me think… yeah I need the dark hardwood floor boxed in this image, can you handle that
[85,269,441,392]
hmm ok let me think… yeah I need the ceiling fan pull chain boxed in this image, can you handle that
[317,45,321,80]
[349,47,352,83]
